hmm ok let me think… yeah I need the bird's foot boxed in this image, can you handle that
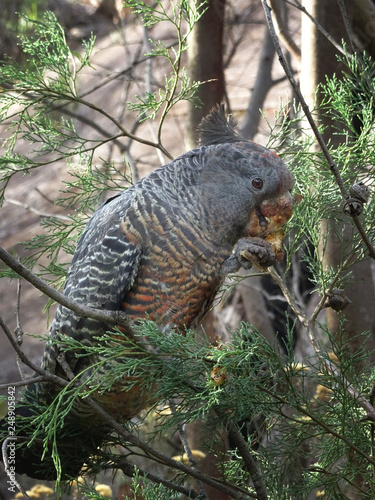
[220,237,276,274]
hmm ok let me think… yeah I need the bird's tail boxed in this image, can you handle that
[0,384,108,480]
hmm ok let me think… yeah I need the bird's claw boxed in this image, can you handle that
[220,237,276,274]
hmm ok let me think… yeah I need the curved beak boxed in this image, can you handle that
[244,191,294,263]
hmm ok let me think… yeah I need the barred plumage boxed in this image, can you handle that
[1,106,295,479]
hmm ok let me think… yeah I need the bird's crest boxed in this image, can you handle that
[198,104,246,146]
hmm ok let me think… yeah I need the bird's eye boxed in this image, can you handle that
[252,178,264,190]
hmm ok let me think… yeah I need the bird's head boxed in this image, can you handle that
[198,105,295,256]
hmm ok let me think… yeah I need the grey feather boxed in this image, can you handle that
[198,104,246,146]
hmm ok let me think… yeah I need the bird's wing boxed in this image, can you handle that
[43,190,143,374]
[64,191,142,312]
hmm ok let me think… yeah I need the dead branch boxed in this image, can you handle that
[4,199,71,222]
[286,0,350,58]
[1,437,31,500]
[269,0,301,59]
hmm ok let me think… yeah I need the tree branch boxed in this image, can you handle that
[269,0,301,59]
[286,0,350,58]
[1,437,31,500]
[109,458,201,498]
[226,419,268,500]
[1,311,249,498]
[83,396,251,499]
[0,377,44,391]
[0,245,134,332]
[56,350,251,499]
[0,314,68,388]
[267,266,375,423]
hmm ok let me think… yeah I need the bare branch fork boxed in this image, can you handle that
[261,0,375,260]
[268,262,375,424]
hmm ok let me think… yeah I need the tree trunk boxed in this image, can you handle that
[186,0,226,149]
[240,27,275,141]
[0,0,24,60]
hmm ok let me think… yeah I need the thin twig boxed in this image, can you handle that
[261,0,375,260]
[0,377,44,390]
[268,267,308,328]
[79,43,178,100]
[54,352,249,499]
[0,314,68,389]
[352,215,375,258]
[308,465,370,497]
[286,0,350,58]
[109,458,201,498]
[269,0,301,59]
[170,401,209,499]
[326,358,375,422]
[1,132,127,173]
[34,187,56,206]
[224,23,249,69]
[0,315,249,497]
[260,383,375,465]
[57,106,128,156]
[14,280,25,381]
[226,419,268,500]
[267,266,375,423]
[141,25,166,166]
[308,252,356,329]
[336,0,357,53]
[73,94,173,160]
[1,437,31,500]
[83,396,250,499]
[261,0,348,196]
[4,198,71,222]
